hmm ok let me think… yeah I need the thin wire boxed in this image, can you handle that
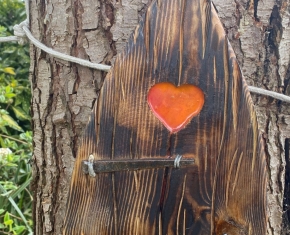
[0,36,19,42]
[0,0,290,103]
[25,0,29,24]
[248,86,290,103]
[174,155,182,168]
[4,21,111,71]
[22,25,111,72]
[0,0,110,72]
[88,154,96,177]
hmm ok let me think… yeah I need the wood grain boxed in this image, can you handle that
[63,0,267,234]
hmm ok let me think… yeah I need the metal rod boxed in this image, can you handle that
[82,156,194,175]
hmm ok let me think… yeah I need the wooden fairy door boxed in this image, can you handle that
[63,0,267,234]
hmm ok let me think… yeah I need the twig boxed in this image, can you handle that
[0,134,28,145]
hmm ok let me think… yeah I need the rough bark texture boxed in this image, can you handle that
[30,0,151,234]
[30,0,290,234]
[214,1,290,234]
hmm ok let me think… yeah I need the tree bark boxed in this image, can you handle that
[214,1,290,234]
[30,0,290,234]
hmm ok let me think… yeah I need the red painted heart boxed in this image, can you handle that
[147,82,205,133]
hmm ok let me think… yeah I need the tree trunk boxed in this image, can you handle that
[30,0,290,234]
[214,1,290,234]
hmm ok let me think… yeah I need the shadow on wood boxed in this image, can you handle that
[63,0,267,234]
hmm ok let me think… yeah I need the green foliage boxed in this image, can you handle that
[0,0,32,234]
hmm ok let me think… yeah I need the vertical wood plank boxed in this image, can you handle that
[64,0,267,234]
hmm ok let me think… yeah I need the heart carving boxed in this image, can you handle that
[147,82,205,133]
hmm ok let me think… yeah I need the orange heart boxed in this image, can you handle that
[147,82,205,133]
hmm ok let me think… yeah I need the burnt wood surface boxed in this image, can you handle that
[63,0,267,234]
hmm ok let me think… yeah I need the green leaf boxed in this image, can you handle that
[12,106,30,121]
[0,136,5,147]
[0,0,32,231]
[0,208,5,214]
[5,86,12,93]
[9,177,31,200]
[0,109,9,115]
[0,183,32,233]
[13,225,26,234]
[5,93,16,98]
[1,114,23,132]
[0,195,8,209]
[5,162,18,167]
[4,211,10,222]
[4,218,13,226]
[0,95,5,102]
[0,126,8,135]
[3,67,15,75]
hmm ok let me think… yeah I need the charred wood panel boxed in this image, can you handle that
[63,0,267,234]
